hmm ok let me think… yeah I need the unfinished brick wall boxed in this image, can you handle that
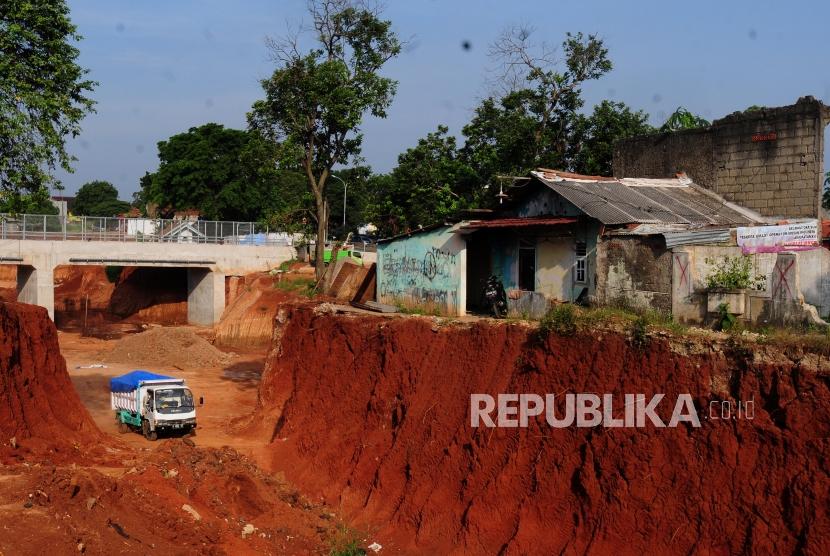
[613,97,829,218]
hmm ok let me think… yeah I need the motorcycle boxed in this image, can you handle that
[482,275,508,318]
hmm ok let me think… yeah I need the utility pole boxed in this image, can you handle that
[330,174,348,230]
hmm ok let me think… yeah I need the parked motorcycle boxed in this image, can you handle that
[482,275,508,318]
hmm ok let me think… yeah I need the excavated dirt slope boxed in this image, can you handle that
[0,302,102,460]
[257,305,830,555]
[0,301,343,554]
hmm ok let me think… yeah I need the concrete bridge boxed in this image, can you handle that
[0,215,295,324]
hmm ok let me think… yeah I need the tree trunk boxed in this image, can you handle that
[314,197,327,280]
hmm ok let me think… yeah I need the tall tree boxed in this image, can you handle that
[570,100,653,176]
[367,126,478,236]
[248,0,401,278]
[0,1,96,194]
[138,124,283,221]
[73,180,130,216]
[462,29,612,190]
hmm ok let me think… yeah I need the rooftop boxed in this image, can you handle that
[532,169,763,227]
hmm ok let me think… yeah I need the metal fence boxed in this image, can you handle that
[0,214,293,246]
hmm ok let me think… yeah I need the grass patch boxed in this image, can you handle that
[535,302,688,342]
[278,258,299,272]
[328,526,367,556]
[273,277,316,297]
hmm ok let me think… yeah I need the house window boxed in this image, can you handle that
[518,238,536,291]
[575,241,587,283]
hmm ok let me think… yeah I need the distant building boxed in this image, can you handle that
[50,196,75,217]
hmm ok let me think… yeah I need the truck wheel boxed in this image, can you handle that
[117,420,130,434]
[142,420,158,441]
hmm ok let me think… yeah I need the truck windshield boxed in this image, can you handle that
[154,388,195,414]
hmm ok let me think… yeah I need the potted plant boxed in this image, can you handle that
[704,256,765,316]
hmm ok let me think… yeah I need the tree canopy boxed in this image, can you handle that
[0,187,58,215]
[72,180,130,216]
[248,0,401,277]
[659,107,710,132]
[136,123,286,221]
[570,100,653,176]
[0,0,96,194]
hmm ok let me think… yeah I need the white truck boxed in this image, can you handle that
[111,370,197,441]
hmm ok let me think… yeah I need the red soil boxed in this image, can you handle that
[0,264,16,302]
[0,301,103,462]
[256,305,830,555]
[0,301,342,554]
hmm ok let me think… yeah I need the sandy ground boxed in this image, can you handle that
[59,329,274,470]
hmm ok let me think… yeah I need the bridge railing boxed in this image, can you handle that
[0,214,293,246]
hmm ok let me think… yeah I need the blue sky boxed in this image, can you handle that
[57,0,830,198]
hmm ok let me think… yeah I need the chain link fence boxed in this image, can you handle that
[0,214,292,245]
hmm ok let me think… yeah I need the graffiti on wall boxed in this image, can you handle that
[378,234,462,314]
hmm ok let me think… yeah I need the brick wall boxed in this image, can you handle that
[613,97,829,218]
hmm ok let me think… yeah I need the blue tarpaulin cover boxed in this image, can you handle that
[110,370,175,393]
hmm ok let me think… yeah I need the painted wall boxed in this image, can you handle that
[377,225,467,316]
[786,247,830,318]
[536,238,573,301]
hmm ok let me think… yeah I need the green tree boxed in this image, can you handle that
[0,187,58,214]
[0,1,96,194]
[822,171,830,210]
[462,29,612,187]
[659,107,710,132]
[367,126,478,236]
[248,0,401,278]
[139,124,282,221]
[73,180,130,216]
[571,100,653,175]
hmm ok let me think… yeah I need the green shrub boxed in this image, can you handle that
[716,302,737,331]
[539,304,577,337]
[705,256,765,290]
[631,315,649,348]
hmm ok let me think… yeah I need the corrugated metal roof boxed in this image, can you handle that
[663,229,733,248]
[460,217,578,229]
[532,170,761,226]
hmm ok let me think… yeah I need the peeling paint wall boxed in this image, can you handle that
[377,225,467,316]
[596,236,672,312]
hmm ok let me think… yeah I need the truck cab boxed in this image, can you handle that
[111,370,197,441]
[141,384,196,439]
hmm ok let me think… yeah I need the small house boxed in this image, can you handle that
[376,169,766,318]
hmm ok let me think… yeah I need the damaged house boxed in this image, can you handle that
[376,97,830,324]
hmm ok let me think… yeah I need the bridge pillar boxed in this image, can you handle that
[187,268,225,326]
[17,265,55,320]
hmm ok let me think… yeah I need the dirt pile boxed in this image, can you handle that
[0,440,339,555]
[100,326,230,369]
[256,305,830,554]
[0,302,102,460]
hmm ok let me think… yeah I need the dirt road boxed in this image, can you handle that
[59,329,275,470]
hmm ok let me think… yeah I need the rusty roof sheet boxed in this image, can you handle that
[460,217,578,229]
[531,171,761,226]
